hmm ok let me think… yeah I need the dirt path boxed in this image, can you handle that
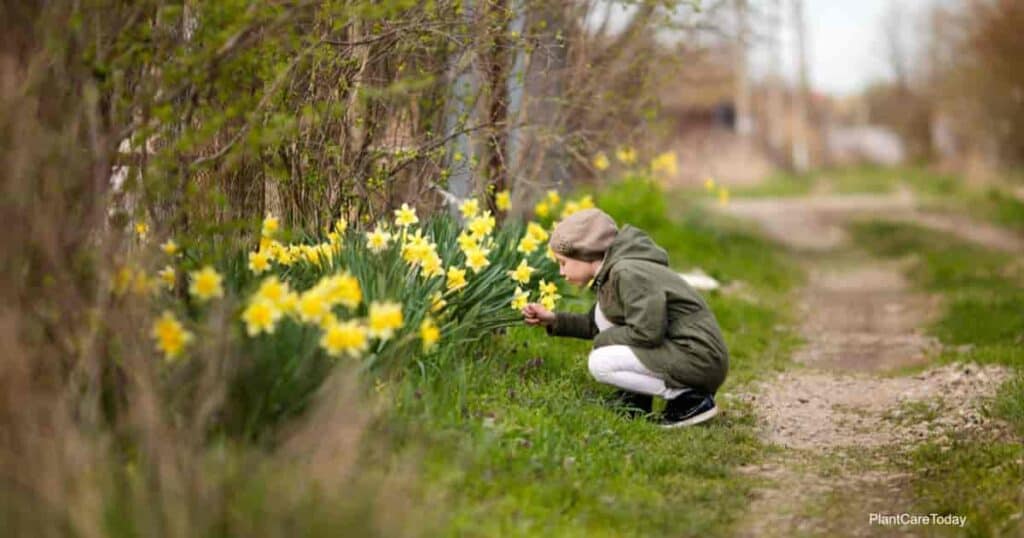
[717,194,1013,537]
[720,190,1024,253]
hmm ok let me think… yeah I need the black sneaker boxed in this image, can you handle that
[659,390,718,428]
[605,390,653,418]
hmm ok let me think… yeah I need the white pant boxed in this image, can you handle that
[588,304,689,399]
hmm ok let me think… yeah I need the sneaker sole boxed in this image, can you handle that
[660,405,718,429]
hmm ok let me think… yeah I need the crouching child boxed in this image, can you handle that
[522,208,729,428]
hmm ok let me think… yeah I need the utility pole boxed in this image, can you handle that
[733,0,752,136]
[792,0,811,172]
[768,0,786,155]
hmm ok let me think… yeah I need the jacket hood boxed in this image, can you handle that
[590,225,669,290]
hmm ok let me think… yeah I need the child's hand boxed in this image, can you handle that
[521,303,555,327]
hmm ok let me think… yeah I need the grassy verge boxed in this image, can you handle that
[850,220,1024,536]
[393,178,802,536]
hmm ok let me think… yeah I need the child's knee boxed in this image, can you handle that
[587,349,612,382]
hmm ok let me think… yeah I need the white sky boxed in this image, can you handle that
[594,0,948,97]
[800,0,936,95]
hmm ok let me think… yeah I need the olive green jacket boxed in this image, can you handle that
[546,225,729,393]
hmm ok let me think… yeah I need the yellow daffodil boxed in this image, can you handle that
[539,279,558,296]
[508,259,535,284]
[534,201,550,219]
[326,231,342,248]
[718,187,730,206]
[421,252,445,279]
[400,229,429,264]
[278,290,299,316]
[446,266,468,292]
[366,225,392,253]
[158,265,176,290]
[510,286,530,311]
[496,190,511,211]
[189,266,224,302]
[420,317,440,352]
[255,276,287,303]
[368,301,404,340]
[464,245,491,273]
[430,291,447,313]
[242,297,283,336]
[526,222,549,242]
[545,245,557,262]
[540,293,559,310]
[546,189,561,207]
[320,319,369,358]
[394,203,419,227]
[151,311,192,360]
[651,151,678,176]
[113,266,134,296]
[319,273,362,309]
[592,152,610,171]
[616,147,637,165]
[578,194,595,209]
[134,220,149,241]
[161,239,179,256]
[262,214,279,238]
[704,177,716,192]
[457,230,479,253]
[302,245,323,267]
[459,198,480,220]
[130,271,154,296]
[248,250,272,275]
[561,200,581,219]
[334,217,348,234]
[297,289,331,324]
[517,234,540,254]
[467,211,495,240]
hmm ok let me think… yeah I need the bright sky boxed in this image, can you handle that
[801,0,937,95]
[593,0,947,97]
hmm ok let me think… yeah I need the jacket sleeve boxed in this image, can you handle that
[593,269,667,348]
[545,303,599,340]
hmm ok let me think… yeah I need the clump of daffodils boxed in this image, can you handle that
[533,189,595,222]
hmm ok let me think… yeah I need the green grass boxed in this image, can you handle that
[391,178,802,536]
[849,219,1024,535]
[724,165,962,199]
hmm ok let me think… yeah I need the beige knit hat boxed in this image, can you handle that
[548,208,618,262]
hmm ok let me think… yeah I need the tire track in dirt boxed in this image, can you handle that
[716,193,1014,537]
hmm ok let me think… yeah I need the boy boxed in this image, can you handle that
[522,208,729,428]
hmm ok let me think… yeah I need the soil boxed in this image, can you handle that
[716,193,1015,537]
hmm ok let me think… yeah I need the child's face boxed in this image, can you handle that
[554,252,601,287]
